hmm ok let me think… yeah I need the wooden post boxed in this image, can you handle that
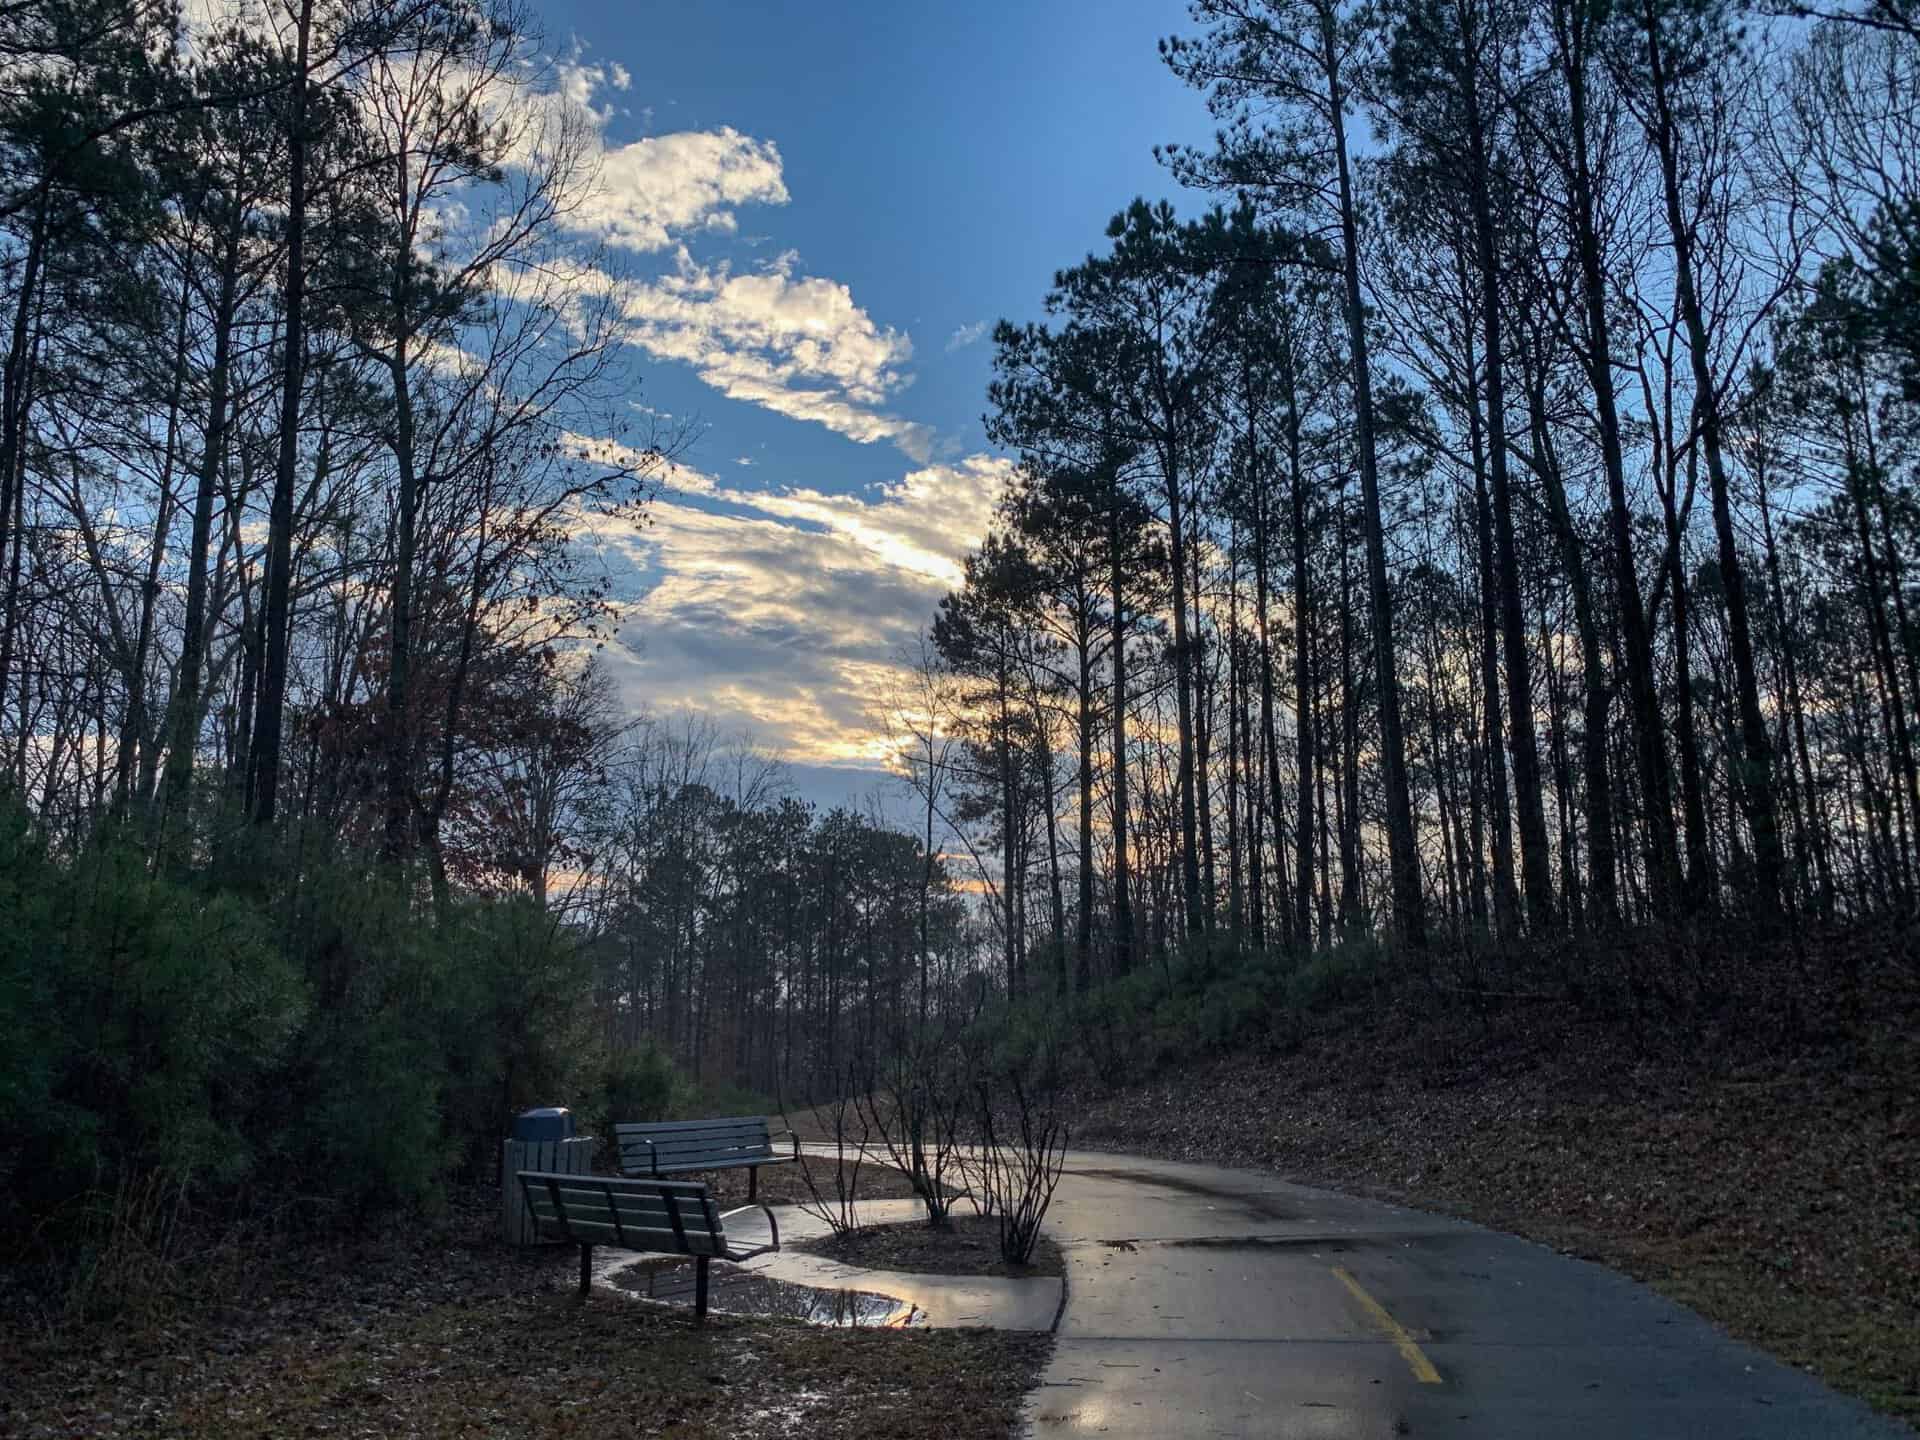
[502,1135,594,1246]
[695,1254,710,1324]
[579,1243,593,1296]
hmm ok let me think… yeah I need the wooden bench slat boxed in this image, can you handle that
[527,1179,713,1206]
[612,1118,795,1192]
[524,1200,714,1233]
[527,1217,723,1253]
[623,1140,773,1155]
[617,1138,767,1151]
[623,1147,775,1165]
[613,1117,773,1134]
[514,1168,778,1324]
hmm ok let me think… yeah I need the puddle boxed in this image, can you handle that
[605,1257,928,1328]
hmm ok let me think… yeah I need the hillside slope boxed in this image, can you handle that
[1066,936,1919,1424]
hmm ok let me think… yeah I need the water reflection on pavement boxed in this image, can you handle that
[603,1255,928,1328]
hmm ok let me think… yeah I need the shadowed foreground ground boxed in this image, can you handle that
[0,1179,1048,1440]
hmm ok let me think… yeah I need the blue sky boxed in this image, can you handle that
[540,1,1214,811]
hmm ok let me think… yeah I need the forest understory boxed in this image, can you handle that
[1064,921,1920,1425]
[0,1182,1049,1440]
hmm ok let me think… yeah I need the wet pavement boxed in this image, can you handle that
[590,1196,1063,1331]
[1027,1152,1910,1439]
[572,1147,1906,1436]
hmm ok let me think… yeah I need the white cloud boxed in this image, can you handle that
[616,250,934,457]
[731,455,1011,589]
[499,53,929,457]
[583,456,1014,766]
[583,128,789,254]
[946,320,989,352]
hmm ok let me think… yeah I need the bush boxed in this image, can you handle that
[0,800,627,1250]
[0,810,306,1223]
[438,897,599,1179]
[585,1042,683,1142]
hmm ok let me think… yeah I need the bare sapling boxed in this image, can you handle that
[856,1029,970,1226]
[974,1069,1068,1266]
[788,1066,871,1238]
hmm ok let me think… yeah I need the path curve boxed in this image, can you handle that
[1027,1150,1907,1438]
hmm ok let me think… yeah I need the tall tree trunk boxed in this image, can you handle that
[1250,411,1289,949]
[0,194,48,741]
[1660,452,1715,902]
[1163,449,1204,936]
[1337,501,1362,927]
[162,226,242,826]
[1470,420,1521,934]
[1527,349,1618,923]
[1109,486,1134,976]
[1323,10,1424,945]
[1640,0,1783,912]
[383,340,420,858]
[1462,51,1553,931]
[1075,605,1096,991]
[1554,0,1680,917]
[1225,515,1245,936]
[1758,459,1833,910]
[1192,526,1217,932]
[117,279,192,816]
[250,0,315,826]
[1286,371,1315,949]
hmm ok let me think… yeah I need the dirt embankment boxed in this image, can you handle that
[1066,955,1920,1424]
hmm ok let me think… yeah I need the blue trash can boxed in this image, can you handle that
[503,1108,591,1246]
[511,1107,575,1143]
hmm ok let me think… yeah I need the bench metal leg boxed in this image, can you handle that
[579,1243,593,1296]
[695,1255,710,1324]
[748,1165,757,1202]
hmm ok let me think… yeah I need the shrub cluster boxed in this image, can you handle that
[0,803,679,1253]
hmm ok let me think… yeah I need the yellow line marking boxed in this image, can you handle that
[1332,1265,1444,1385]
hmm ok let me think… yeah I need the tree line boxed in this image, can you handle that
[0,0,985,1220]
[911,0,1920,997]
[0,0,661,884]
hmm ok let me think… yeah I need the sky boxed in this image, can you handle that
[533,0,1217,814]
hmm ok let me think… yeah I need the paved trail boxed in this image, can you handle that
[1026,1152,1906,1439]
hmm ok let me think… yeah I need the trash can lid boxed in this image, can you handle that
[510,1106,576,1141]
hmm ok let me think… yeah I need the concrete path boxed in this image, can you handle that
[1027,1151,1909,1439]
[744,1198,1062,1330]
[595,1196,1062,1331]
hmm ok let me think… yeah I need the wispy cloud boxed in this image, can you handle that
[504,61,931,456]
[615,249,934,458]
[945,319,989,352]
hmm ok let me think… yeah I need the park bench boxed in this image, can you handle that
[515,1170,780,1322]
[613,1115,799,1200]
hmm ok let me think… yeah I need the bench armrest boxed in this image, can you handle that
[769,1128,800,1162]
[625,1134,660,1176]
[719,1202,781,1259]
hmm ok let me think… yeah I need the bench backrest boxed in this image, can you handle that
[614,1116,776,1176]
[516,1171,725,1255]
